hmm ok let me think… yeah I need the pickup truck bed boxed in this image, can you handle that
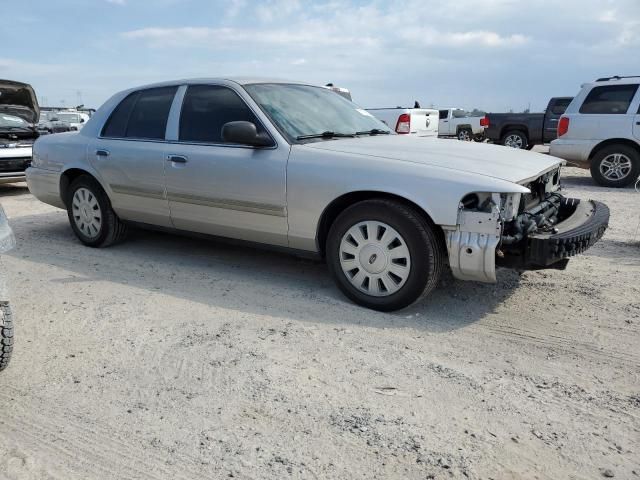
[484,97,572,149]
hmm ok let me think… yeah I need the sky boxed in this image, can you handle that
[2,0,639,112]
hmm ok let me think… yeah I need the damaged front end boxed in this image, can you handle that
[446,167,610,282]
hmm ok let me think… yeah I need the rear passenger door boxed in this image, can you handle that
[91,86,177,227]
[164,84,289,247]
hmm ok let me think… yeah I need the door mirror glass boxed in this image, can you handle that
[221,121,272,147]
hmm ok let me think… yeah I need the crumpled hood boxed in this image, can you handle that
[304,135,562,184]
[0,80,40,124]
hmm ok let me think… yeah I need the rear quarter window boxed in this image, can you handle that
[579,84,639,114]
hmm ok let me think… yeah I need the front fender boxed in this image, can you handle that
[286,146,528,252]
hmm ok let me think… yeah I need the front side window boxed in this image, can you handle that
[452,109,468,118]
[579,84,639,114]
[244,83,390,142]
[179,85,264,143]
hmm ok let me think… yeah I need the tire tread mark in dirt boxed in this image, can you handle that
[475,323,639,366]
[0,387,210,480]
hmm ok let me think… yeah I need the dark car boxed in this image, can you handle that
[483,97,573,149]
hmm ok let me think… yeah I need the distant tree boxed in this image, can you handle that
[469,108,486,117]
[522,108,530,113]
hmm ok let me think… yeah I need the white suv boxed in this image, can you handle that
[550,76,640,187]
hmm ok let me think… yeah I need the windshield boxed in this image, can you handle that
[244,83,390,141]
[56,113,80,123]
[0,114,29,128]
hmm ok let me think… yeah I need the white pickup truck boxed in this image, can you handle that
[438,108,486,141]
[366,107,439,137]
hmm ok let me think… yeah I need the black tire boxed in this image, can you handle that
[501,130,528,149]
[0,303,13,372]
[326,199,444,311]
[589,144,640,188]
[66,175,128,247]
[457,128,473,141]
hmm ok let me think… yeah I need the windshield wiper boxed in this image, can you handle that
[296,131,355,140]
[355,128,391,136]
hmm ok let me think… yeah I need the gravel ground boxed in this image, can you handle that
[0,161,638,480]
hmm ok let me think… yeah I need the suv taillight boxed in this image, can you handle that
[557,116,570,137]
[480,115,489,127]
[395,113,411,134]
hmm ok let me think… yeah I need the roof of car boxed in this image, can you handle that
[126,77,314,91]
[589,76,640,86]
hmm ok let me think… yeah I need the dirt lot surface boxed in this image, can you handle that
[0,162,638,480]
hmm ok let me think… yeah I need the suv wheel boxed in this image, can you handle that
[326,199,444,311]
[501,130,528,149]
[66,175,128,247]
[590,145,640,188]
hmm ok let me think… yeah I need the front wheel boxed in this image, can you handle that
[326,199,444,311]
[590,145,640,188]
[0,303,13,372]
[66,175,128,247]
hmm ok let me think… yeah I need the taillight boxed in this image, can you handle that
[395,113,411,134]
[557,116,570,137]
[480,115,489,127]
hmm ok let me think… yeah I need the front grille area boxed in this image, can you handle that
[0,157,31,173]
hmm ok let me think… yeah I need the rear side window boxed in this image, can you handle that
[579,84,639,114]
[550,98,572,115]
[126,87,177,139]
[103,87,177,139]
[438,110,448,120]
[179,85,264,143]
[102,92,138,138]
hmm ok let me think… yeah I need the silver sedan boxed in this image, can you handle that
[27,78,608,310]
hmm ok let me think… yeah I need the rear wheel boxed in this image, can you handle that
[66,175,128,247]
[501,130,528,149]
[590,144,640,188]
[0,303,13,372]
[457,129,472,141]
[326,199,444,311]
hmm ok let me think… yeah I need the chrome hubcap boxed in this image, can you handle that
[72,187,102,238]
[504,134,524,148]
[600,153,632,181]
[339,221,411,297]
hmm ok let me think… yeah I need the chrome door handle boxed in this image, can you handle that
[96,149,110,157]
[167,155,188,164]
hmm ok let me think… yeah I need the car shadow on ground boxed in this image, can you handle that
[0,183,29,197]
[7,211,523,333]
[561,174,640,195]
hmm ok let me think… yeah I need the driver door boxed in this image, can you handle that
[164,84,289,247]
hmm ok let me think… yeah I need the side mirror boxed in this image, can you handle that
[221,121,272,147]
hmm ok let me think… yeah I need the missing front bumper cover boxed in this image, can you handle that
[446,195,609,283]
